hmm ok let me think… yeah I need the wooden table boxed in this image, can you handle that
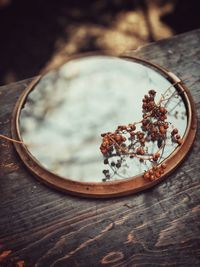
[0,29,200,267]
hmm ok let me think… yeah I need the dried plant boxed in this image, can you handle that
[100,85,182,182]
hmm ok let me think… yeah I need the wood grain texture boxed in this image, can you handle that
[0,29,200,267]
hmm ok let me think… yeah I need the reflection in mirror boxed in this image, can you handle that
[19,56,187,182]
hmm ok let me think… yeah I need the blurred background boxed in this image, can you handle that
[0,0,199,85]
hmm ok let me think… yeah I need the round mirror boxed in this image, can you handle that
[11,54,197,197]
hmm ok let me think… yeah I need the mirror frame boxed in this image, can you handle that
[11,54,197,198]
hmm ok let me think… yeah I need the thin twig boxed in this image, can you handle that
[0,134,23,144]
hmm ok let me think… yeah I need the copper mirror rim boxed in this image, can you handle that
[11,54,197,198]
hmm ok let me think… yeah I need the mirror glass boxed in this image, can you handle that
[19,56,187,182]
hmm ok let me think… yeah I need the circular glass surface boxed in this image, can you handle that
[19,55,187,183]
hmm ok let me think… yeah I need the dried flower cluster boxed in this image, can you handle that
[100,88,182,182]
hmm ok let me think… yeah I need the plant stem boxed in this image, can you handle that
[0,134,23,144]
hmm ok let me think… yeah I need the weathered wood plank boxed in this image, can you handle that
[0,30,200,267]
